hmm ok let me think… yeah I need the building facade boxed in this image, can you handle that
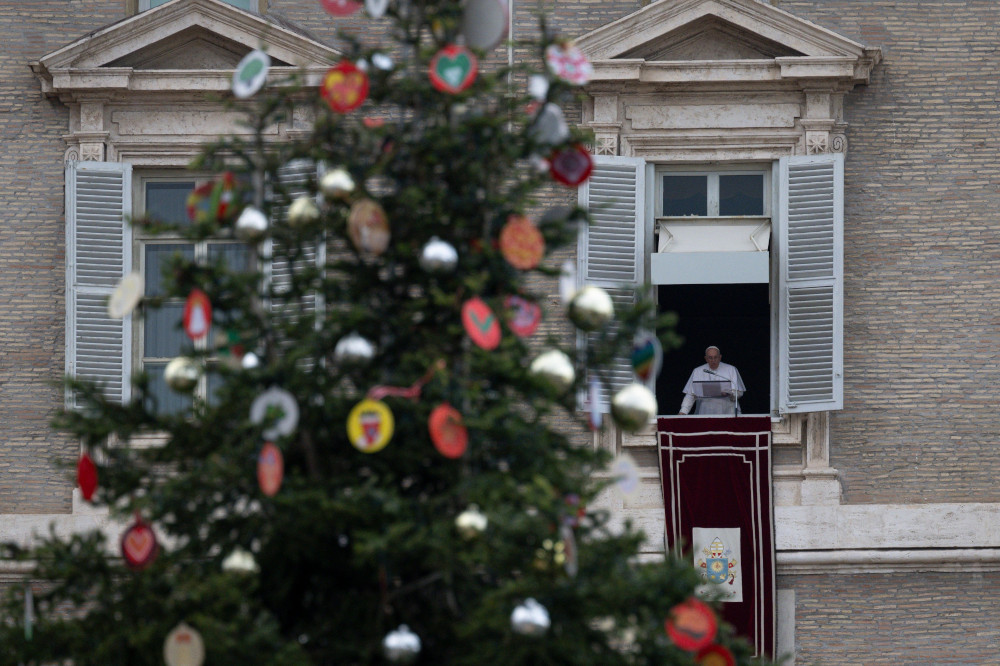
[3,0,1000,662]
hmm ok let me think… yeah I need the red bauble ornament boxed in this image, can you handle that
[77,452,97,502]
[549,144,593,187]
[321,61,370,113]
[429,403,468,458]
[183,288,212,341]
[665,598,718,652]
[121,516,159,571]
[257,442,284,497]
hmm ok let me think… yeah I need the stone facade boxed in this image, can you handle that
[4,0,1000,663]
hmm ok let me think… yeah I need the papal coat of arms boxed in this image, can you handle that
[692,528,742,603]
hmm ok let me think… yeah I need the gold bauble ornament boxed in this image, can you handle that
[529,350,575,394]
[610,383,657,433]
[287,195,320,227]
[164,357,201,393]
[320,168,356,200]
[455,504,488,539]
[567,285,614,331]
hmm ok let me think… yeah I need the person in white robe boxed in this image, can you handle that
[678,346,746,416]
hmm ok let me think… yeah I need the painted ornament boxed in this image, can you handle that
[347,199,390,255]
[319,0,361,16]
[545,42,593,85]
[461,0,509,50]
[121,516,159,571]
[365,0,389,18]
[257,441,284,497]
[78,452,98,502]
[499,214,545,270]
[462,297,502,350]
[632,333,664,383]
[250,387,300,440]
[665,598,718,652]
[108,272,144,319]
[232,49,270,99]
[695,645,736,666]
[183,288,211,341]
[322,61,369,113]
[429,45,478,94]
[163,622,205,666]
[549,144,593,187]
[504,295,542,338]
[429,403,468,458]
[186,172,239,223]
[347,398,395,453]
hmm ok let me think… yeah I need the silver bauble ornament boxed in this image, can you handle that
[529,350,575,394]
[333,333,375,366]
[241,352,260,370]
[235,206,268,241]
[383,624,421,663]
[455,504,488,539]
[511,598,551,636]
[610,383,658,433]
[320,168,356,201]
[164,356,201,393]
[568,286,614,331]
[419,237,458,273]
[287,195,320,227]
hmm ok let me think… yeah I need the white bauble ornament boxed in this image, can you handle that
[320,168,356,201]
[287,195,320,226]
[164,357,201,393]
[455,505,488,539]
[511,598,550,636]
[568,285,614,331]
[333,333,375,366]
[418,237,458,273]
[221,547,259,574]
[241,352,260,370]
[383,624,421,663]
[529,350,575,394]
[163,622,205,666]
[235,206,268,242]
[610,384,658,433]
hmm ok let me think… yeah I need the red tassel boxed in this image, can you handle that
[77,452,98,502]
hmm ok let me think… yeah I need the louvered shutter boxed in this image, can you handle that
[777,153,843,413]
[65,161,133,406]
[577,156,649,411]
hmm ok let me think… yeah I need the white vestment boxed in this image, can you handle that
[680,362,746,415]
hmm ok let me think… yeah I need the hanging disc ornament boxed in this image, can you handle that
[320,168,356,200]
[529,350,575,394]
[550,144,593,187]
[320,0,361,16]
[455,504,488,538]
[504,295,542,338]
[235,206,268,241]
[419,237,458,273]
[499,215,545,270]
[511,598,551,636]
[232,49,270,99]
[567,285,613,331]
[250,387,299,440]
[108,272,143,319]
[365,0,389,18]
[696,645,736,666]
[186,172,239,223]
[77,452,98,502]
[183,288,211,341]
[383,624,421,663]
[287,195,320,227]
[545,42,593,85]
[347,398,395,453]
[257,442,284,497]
[121,516,159,571]
[611,384,657,433]
[347,199,390,255]
[429,45,478,94]
[462,297,501,350]
[164,356,201,393]
[665,598,717,652]
[322,61,369,113]
[461,0,509,50]
[163,622,205,666]
[429,403,468,458]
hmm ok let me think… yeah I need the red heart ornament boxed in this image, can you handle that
[121,518,159,571]
[257,442,284,497]
[549,144,593,187]
[429,45,478,94]
[322,61,369,113]
[77,452,98,502]
[429,403,468,459]
[462,297,501,350]
[319,0,361,16]
[183,288,212,341]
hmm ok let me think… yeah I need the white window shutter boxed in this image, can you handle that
[777,153,843,413]
[577,156,648,411]
[65,161,133,406]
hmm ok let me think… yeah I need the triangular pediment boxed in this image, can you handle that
[578,0,870,63]
[106,26,292,69]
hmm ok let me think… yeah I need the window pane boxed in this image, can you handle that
[662,176,707,216]
[145,244,194,297]
[145,362,193,416]
[146,182,195,226]
[145,304,186,358]
[208,243,252,272]
[719,174,764,216]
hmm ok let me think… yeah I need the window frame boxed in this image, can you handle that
[655,164,772,220]
[135,0,265,13]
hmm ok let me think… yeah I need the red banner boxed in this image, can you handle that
[658,416,774,658]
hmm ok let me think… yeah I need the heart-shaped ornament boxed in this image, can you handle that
[78,452,98,502]
[320,0,361,16]
[365,0,388,18]
[429,45,478,94]
[549,144,593,187]
[121,518,159,571]
[321,61,370,113]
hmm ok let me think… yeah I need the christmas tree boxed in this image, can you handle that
[0,1,758,663]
